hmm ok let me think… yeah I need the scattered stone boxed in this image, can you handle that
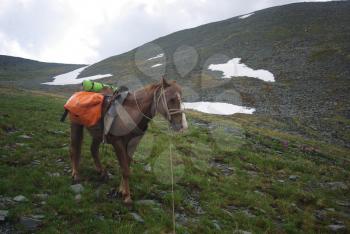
[34,194,49,200]
[31,215,45,219]
[233,230,252,234]
[96,214,104,221]
[277,179,285,183]
[254,190,264,196]
[130,212,144,223]
[242,209,256,218]
[136,200,159,206]
[210,161,235,176]
[323,182,348,190]
[328,224,346,232]
[75,194,82,201]
[0,210,9,221]
[13,195,28,202]
[15,143,26,147]
[70,184,84,194]
[314,210,327,221]
[175,212,189,225]
[212,220,221,230]
[247,171,258,177]
[18,134,32,139]
[144,164,152,172]
[20,217,42,231]
[289,175,299,181]
[336,201,350,207]
[40,201,46,205]
[185,194,205,215]
[326,208,336,212]
[31,160,41,165]
[48,172,60,177]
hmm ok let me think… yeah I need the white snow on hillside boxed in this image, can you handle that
[208,58,275,82]
[42,66,112,85]
[239,13,254,19]
[183,102,255,115]
[151,63,163,68]
[147,53,164,61]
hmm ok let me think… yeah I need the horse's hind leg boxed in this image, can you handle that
[90,137,108,180]
[70,123,84,183]
[112,139,132,204]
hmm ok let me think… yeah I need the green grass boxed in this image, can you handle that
[0,87,349,233]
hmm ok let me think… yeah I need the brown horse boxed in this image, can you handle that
[69,78,188,204]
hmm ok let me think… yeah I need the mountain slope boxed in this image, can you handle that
[0,55,85,90]
[78,1,350,145]
[1,87,349,233]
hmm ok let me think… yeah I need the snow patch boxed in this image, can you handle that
[183,102,255,115]
[147,53,164,61]
[151,63,163,68]
[239,13,254,19]
[208,58,275,82]
[42,66,112,85]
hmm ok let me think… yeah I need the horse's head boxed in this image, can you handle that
[156,78,188,132]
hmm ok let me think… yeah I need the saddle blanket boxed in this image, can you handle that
[64,91,104,127]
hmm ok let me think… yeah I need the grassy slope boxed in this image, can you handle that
[0,87,349,233]
[0,55,85,94]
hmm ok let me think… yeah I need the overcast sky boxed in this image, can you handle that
[0,0,334,64]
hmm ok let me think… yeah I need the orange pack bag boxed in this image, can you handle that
[64,91,104,127]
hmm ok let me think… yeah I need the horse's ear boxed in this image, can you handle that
[161,77,170,87]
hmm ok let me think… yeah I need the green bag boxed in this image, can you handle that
[82,80,117,93]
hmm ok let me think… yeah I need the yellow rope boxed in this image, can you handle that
[169,142,176,234]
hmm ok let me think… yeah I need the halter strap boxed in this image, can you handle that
[133,83,184,122]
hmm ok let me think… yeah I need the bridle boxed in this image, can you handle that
[133,83,184,122]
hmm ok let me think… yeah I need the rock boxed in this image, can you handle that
[34,193,49,200]
[336,201,350,207]
[144,164,152,172]
[136,200,159,206]
[18,134,32,139]
[289,175,299,181]
[0,210,9,221]
[31,160,41,165]
[70,184,84,194]
[13,195,28,202]
[326,208,336,212]
[48,172,60,177]
[130,212,144,223]
[233,230,252,234]
[277,179,285,183]
[31,215,45,219]
[75,194,82,201]
[242,209,256,218]
[212,220,221,230]
[328,224,346,232]
[175,212,189,225]
[20,217,42,231]
[324,182,348,190]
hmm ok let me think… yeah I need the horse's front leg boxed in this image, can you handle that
[70,123,84,183]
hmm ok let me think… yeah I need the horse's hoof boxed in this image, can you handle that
[123,197,133,205]
[107,188,121,199]
[99,170,109,182]
[123,197,133,209]
[71,175,80,184]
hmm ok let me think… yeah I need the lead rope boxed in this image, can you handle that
[134,85,182,233]
[169,135,176,234]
